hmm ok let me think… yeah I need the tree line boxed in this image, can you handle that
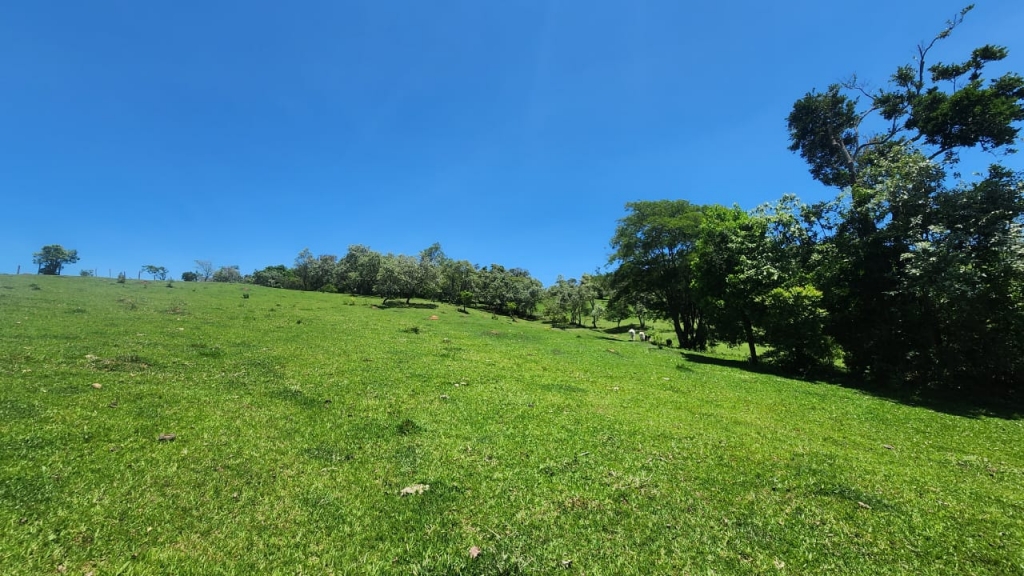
[244,243,547,319]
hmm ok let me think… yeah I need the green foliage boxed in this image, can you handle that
[79,269,94,277]
[786,85,860,188]
[783,7,1024,395]
[440,259,477,305]
[211,265,242,283]
[477,264,544,318]
[142,264,169,280]
[375,253,419,304]
[458,290,474,313]
[787,5,1024,186]
[898,165,1024,390]
[318,283,338,293]
[603,294,632,327]
[545,276,594,326]
[609,200,707,348]
[338,244,382,296]
[413,244,443,301]
[251,264,301,289]
[693,204,763,359]
[180,271,199,282]
[760,285,835,369]
[116,272,126,284]
[293,248,338,292]
[32,244,79,275]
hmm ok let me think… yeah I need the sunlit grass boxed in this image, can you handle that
[1,274,1021,575]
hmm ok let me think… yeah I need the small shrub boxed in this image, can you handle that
[116,272,126,284]
[403,326,421,334]
[79,270,94,277]
[318,284,338,294]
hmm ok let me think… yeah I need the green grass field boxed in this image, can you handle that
[1,275,1022,575]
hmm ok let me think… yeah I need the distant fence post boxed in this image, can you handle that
[16,265,20,275]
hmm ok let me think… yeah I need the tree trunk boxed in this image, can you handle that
[672,314,686,349]
[682,313,695,348]
[743,311,758,364]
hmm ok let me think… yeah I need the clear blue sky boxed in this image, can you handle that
[2,1,1022,285]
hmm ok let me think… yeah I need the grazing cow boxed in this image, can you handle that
[628,328,636,341]
[638,331,646,342]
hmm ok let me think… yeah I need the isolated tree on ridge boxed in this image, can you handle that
[33,245,79,275]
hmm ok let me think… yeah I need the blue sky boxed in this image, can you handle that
[2,1,1022,285]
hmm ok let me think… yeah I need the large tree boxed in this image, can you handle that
[786,5,1024,392]
[212,265,243,283]
[694,199,834,368]
[337,245,381,296]
[546,276,594,326]
[479,264,544,318]
[33,244,79,275]
[438,258,477,305]
[142,265,169,280]
[375,253,418,304]
[195,260,214,282]
[609,200,707,349]
[693,205,765,362]
[787,6,1024,191]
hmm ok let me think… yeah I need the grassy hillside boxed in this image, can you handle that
[1,275,1021,575]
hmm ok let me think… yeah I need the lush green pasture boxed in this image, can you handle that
[1,275,1021,575]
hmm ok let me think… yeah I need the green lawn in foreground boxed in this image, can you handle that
[1,275,1021,575]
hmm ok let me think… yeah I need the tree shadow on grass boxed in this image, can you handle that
[602,325,642,335]
[379,301,439,310]
[542,320,590,331]
[680,351,1022,420]
[860,380,1023,420]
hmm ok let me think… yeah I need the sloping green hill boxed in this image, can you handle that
[1,275,1021,575]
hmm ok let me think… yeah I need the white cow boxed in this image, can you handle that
[628,328,636,341]
[638,331,646,342]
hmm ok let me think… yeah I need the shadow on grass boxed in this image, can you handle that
[681,351,1022,420]
[602,325,646,335]
[542,321,591,330]
[379,301,439,310]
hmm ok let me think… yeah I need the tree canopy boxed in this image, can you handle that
[33,245,79,275]
[782,5,1024,393]
[609,200,707,349]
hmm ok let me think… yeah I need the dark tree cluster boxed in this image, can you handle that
[609,6,1024,397]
